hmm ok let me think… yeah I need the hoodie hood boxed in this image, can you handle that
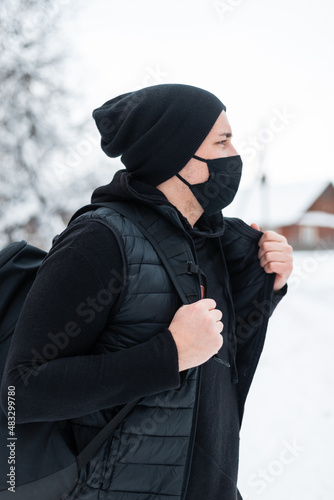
[92,169,169,206]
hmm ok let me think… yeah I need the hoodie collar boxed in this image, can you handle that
[91,169,225,238]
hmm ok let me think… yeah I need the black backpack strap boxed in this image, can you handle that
[76,398,138,470]
[71,201,203,305]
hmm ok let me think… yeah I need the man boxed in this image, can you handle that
[2,84,292,499]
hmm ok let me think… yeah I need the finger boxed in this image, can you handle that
[263,261,292,275]
[211,309,223,322]
[259,251,291,267]
[250,222,261,231]
[197,298,217,310]
[258,241,292,259]
[258,231,287,247]
[216,321,224,334]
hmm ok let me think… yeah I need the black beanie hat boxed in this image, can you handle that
[92,83,226,186]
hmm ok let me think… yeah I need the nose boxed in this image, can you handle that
[229,143,238,156]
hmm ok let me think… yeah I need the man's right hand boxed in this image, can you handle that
[169,299,223,372]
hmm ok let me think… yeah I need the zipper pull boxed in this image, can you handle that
[213,355,230,367]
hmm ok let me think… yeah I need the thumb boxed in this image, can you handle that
[250,222,261,231]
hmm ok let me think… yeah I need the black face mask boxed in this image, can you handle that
[176,154,243,216]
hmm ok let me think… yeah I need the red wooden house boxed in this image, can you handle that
[275,182,334,249]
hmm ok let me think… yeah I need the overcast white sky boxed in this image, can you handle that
[63,0,334,194]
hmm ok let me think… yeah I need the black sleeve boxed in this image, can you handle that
[0,220,180,423]
[272,283,288,307]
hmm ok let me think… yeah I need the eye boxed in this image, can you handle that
[219,140,227,145]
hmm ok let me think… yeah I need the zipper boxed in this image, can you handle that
[167,208,203,302]
[217,237,238,382]
[213,355,230,367]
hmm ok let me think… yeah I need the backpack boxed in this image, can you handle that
[0,202,203,499]
[0,240,139,499]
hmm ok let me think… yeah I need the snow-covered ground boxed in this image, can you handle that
[238,250,334,499]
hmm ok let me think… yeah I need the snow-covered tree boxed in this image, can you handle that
[0,0,83,248]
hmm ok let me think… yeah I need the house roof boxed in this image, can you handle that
[299,211,334,229]
[224,180,331,228]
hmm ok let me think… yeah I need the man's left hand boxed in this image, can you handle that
[250,223,293,291]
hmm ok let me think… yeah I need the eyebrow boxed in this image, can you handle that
[219,132,232,138]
